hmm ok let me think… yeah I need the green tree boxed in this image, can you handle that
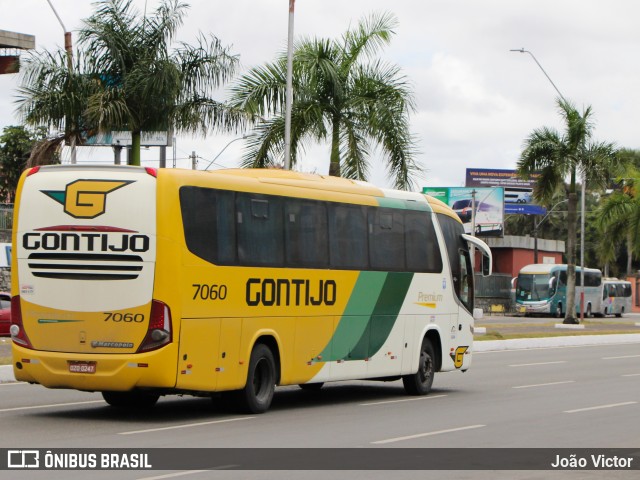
[0,125,54,202]
[17,0,243,166]
[595,165,640,277]
[16,49,99,165]
[517,99,618,323]
[230,12,419,190]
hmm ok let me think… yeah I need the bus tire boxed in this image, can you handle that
[102,391,159,408]
[616,308,623,318]
[299,383,324,391]
[237,343,276,414]
[554,304,563,319]
[402,338,435,396]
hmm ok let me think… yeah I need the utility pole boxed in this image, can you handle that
[112,141,122,165]
[46,0,76,163]
[191,151,197,170]
[284,0,295,170]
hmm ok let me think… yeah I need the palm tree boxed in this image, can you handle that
[16,49,100,164]
[230,12,419,190]
[17,0,244,166]
[517,98,618,323]
[595,168,640,277]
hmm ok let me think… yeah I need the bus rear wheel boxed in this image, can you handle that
[236,343,276,414]
[402,338,435,395]
[102,391,159,408]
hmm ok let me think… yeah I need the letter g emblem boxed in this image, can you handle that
[43,179,133,219]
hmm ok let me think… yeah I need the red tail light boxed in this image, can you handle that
[145,167,157,177]
[137,300,172,352]
[11,296,33,349]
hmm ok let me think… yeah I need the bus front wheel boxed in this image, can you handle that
[237,343,276,414]
[402,338,435,396]
[554,304,563,319]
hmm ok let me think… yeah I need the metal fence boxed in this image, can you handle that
[0,204,13,230]
[474,273,514,313]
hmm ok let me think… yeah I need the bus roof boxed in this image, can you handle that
[518,264,601,275]
[27,165,462,222]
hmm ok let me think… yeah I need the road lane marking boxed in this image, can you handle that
[371,424,486,444]
[622,373,640,377]
[602,354,640,360]
[119,417,254,435]
[564,401,637,414]
[0,382,27,386]
[360,394,447,406]
[508,361,567,367]
[139,468,236,480]
[0,400,103,412]
[513,380,575,389]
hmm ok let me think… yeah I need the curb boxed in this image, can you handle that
[474,333,640,352]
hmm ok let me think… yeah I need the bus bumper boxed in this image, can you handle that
[11,344,178,392]
[518,302,550,314]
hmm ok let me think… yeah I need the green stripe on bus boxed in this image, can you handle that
[376,197,431,211]
[319,271,414,362]
[319,271,387,361]
[348,272,414,359]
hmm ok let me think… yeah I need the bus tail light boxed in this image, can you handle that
[137,300,172,353]
[10,296,34,349]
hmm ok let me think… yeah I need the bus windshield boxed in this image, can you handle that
[516,273,553,302]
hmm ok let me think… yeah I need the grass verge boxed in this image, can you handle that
[476,329,640,341]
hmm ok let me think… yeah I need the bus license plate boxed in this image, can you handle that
[68,361,96,374]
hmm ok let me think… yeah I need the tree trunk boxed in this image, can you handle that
[564,191,578,324]
[328,118,340,177]
[130,131,142,166]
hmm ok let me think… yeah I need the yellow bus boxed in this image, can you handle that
[11,166,491,413]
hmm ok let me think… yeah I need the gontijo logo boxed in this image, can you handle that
[42,179,134,219]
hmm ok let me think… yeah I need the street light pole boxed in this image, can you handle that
[46,0,76,164]
[509,49,567,104]
[203,135,255,171]
[284,0,295,170]
[533,200,568,264]
[511,47,585,323]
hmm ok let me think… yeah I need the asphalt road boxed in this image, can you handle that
[0,342,638,479]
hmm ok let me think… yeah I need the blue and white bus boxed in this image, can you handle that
[595,278,632,317]
[515,264,602,317]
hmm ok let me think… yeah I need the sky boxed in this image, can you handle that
[1,0,639,190]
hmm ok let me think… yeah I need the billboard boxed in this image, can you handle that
[81,131,170,147]
[423,186,504,237]
[465,168,546,215]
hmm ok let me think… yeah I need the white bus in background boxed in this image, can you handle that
[595,278,632,317]
[515,264,602,317]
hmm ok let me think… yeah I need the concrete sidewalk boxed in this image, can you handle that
[2,333,640,383]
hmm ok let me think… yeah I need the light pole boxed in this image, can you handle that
[284,0,295,170]
[509,49,567,103]
[46,0,76,164]
[533,199,568,264]
[511,48,586,323]
[203,134,255,171]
